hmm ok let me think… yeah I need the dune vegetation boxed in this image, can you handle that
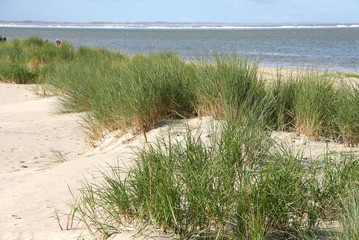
[1,37,359,239]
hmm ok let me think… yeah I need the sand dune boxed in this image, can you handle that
[1,82,357,239]
[0,83,183,239]
[0,83,131,239]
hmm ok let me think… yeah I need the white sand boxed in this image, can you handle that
[0,83,200,239]
[0,82,357,239]
[0,83,138,239]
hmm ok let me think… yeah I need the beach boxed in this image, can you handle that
[1,67,359,238]
[0,83,137,239]
[0,82,87,239]
[0,82,205,239]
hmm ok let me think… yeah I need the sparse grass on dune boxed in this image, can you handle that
[288,71,337,140]
[342,72,359,79]
[2,37,359,239]
[337,188,359,240]
[0,36,75,84]
[333,80,359,147]
[2,37,359,144]
[110,52,196,134]
[269,69,359,146]
[270,75,297,131]
[52,51,197,140]
[193,54,266,119]
[44,45,127,96]
[71,117,359,239]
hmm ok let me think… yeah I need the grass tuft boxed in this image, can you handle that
[70,118,359,239]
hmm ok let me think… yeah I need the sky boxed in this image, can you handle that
[0,0,358,24]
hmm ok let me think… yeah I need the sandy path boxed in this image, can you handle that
[0,83,172,239]
[0,84,86,174]
[0,83,87,238]
[0,83,125,239]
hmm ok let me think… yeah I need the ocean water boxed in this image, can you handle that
[1,22,358,72]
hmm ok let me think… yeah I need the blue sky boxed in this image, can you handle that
[0,0,358,23]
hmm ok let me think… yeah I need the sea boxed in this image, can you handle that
[1,22,359,72]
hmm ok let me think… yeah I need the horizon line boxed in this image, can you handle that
[1,20,359,25]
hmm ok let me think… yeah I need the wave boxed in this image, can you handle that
[1,22,359,30]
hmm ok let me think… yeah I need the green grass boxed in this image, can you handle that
[291,71,337,139]
[342,72,359,79]
[53,51,196,140]
[193,54,266,119]
[336,188,359,240]
[269,69,359,146]
[70,118,359,239]
[0,36,75,83]
[2,37,359,239]
[333,81,359,147]
[2,37,359,144]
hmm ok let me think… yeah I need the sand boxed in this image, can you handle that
[0,82,201,239]
[0,83,137,239]
[0,81,358,239]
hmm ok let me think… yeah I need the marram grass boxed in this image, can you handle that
[0,36,75,83]
[2,37,359,145]
[3,37,359,239]
[70,119,359,239]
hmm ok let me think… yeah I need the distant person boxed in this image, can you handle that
[56,39,61,46]
[0,36,6,41]
[45,39,48,43]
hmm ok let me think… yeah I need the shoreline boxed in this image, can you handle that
[1,27,358,73]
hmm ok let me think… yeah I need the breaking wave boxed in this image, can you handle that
[1,22,359,30]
